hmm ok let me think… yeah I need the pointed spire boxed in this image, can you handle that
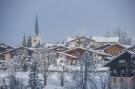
[35,15,39,36]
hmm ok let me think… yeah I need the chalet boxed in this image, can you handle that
[57,47,111,65]
[49,46,70,60]
[0,46,35,61]
[92,36,119,47]
[0,43,14,53]
[104,50,135,89]
[50,46,69,53]
[66,36,97,48]
[104,43,126,56]
[94,44,111,51]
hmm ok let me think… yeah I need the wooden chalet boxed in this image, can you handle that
[50,46,69,53]
[0,46,35,61]
[67,36,97,48]
[104,50,135,89]
[0,43,14,53]
[104,43,126,56]
[94,44,111,50]
[57,47,111,65]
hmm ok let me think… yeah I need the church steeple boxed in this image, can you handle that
[31,15,41,48]
[35,15,39,36]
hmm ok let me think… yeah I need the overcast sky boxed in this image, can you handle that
[0,0,135,46]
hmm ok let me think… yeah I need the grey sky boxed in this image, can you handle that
[0,0,135,46]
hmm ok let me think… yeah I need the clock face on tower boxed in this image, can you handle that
[34,39,36,42]
[31,36,41,47]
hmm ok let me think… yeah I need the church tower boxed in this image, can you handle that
[31,15,41,48]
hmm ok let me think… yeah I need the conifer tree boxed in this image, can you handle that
[23,34,27,47]
[28,56,43,89]
[28,36,32,48]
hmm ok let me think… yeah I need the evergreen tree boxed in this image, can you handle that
[27,36,32,48]
[28,57,43,89]
[23,34,27,47]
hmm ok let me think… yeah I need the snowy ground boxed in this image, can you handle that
[0,70,108,89]
[0,71,65,89]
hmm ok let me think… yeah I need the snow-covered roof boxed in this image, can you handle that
[45,42,66,48]
[92,37,119,43]
[66,36,75,42]
[57,52,78,58]
[66,36,94,43]
[63,47,111,57]
[122,45,133,49]
[94,44,111,50]
[103,43,126,51]
[104,50,135,67]
[45,43,55,47]
[0,46,36,54]
[0,43,14,49]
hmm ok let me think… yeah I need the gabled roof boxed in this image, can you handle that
[0,46,36,54]
[104,50,135,67]
[126,45,135,51]
[104,43,126,51]
[0,43,14,49]
[57,52,78,59]
[63,47,111,57]
[67,36,75,42]
[50,46,69,51]
[67,36,95,43]
[92,36,119,43]
[94,44,111,50]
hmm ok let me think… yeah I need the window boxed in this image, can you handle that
[119,60,125,63]
[131,69,135,74]
[34,39,36,42]
[131,60,135,64]
[121,69,125,74]
[113,69,117,75]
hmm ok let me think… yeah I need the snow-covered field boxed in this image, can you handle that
[0,70,108,89]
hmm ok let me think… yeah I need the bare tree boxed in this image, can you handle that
[65,51,97,89]
[38,48,56,86]
[98,72,112,89]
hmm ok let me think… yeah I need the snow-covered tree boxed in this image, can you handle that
[22,34,27,47]
[8,73,20,89]
[6,49,31,72]
[65,51,96,89]
[80,51,96,89]
[28,54,43,89]
[38,48,56,86]
[27,36,32,48]
[0,78,8,89]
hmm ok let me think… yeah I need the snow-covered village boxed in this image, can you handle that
[0,0,135,89]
